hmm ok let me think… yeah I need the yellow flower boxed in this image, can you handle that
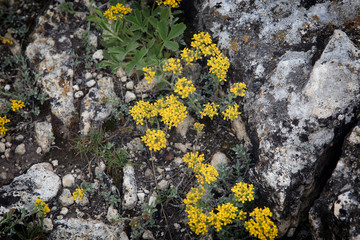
[193,122,204,132]
[35,198,50,215]
[183,152,205,169]
[185,205,209,235]
[230,82,247,97]
[196,163,218,185]
[0,36,14,45]
[222,104,241,121]
[191,32,212,49]
[142,67,156,83]
[180,48,195,65]
[183,187,205,206]
[231,182,254,204]
[157,95,187,129]
[71,188,85,201]
[238,210,247,221]
[141,129,167,151]
[245,207,278,240]
[0,126,8,135]
[11,100,25,112]
[155,0,181,8]
[174,77,196,98]
[0,116,10,126]
[163,58,183,75]
[207,53,230,82]
[200,102,219,119]
[129,100,158,125]
[104,3,132,21]
[209,202,238,231]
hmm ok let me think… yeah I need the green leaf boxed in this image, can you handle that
[125,61,137,73]
[126,15,141,27]
[94,9,103,17]
[164,41,179,51]
[157,80,167,91]
[108,46,126,54]
[149,16,159,29]
[160,6,170,21]
[157,20,168,41]
[134,9,143,27]
[134,47,147,62]
[87,15,100,23]
[167,23,186,40]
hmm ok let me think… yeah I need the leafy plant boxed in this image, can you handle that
[59,2,76,14]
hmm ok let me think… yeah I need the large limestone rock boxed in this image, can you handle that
[309,123,360,240]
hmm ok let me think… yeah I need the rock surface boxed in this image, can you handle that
[122,164,138,209]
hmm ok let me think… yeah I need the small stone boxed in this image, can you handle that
[145,168,153,178]
[176,116,194,138]
[36,147,42,154]
[174,157,183,166]
[74,91,84,98]
[62,174,75,187]
[86,79,96,87]
[142,230,155,240]
[174,223,181,230]
[0,142,5,152]
[157,180,169,191]
[116,68,126,78]
[76,195,89,206]
[120,76,127,82]
[210,152,229,170]
[92,49,103,61]
[174,142,191,153]
[15,144,26,155]
[60,207,68,215]
[59,188,74,206]
[43,218,53,232]
[15,135,24,141]
[157,167,164,174]
[137,192,145,203]
[120,232,129,240]
[106,205,119,223]
[85,72,92,79]
[0,171,7,180]
[123,165,137,209]
[73,84,80,91]
[125,91,136,103]
[5,142,12,148]
[4,84,10,91]
[148,191,157,207]
[51,160,58,167]
[126,81,134,90]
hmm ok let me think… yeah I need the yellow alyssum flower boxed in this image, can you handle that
[0,116,10,135]
[163,58,183,75]
[185,205,209,235]
[230,82,247,97]
[193,122,204,132]
[196,163,218,185]
[0,126,8,135]
[209,202,238,232]
[207,53,230,82]
[71,188,85,201]
[35,199,50,215]
[157,95,187,129]
[129,100,158,125]
[231,182,255,204]
[11,100,25,111]
[238,210,247,221]
[0,36,14,45]
[222,103,241,121]
[174,77,196,98]
[245,207,278,240]
[200,102,219,119]
[183,152,205,169]
[180,48,195,65]
[191,32,212,49]
[141,129,167,151]
[156,0,181,8]
[142,67,155,83]
[183,186,205,206]
[104,3,132,21]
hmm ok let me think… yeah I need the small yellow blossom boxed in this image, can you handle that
[156,0,181,8]
[141,129,167,151]
[183,152,205,169]
[209,202,238,231]
[71,188,85,201]
[231,182,255,204]
[238,210,247,220]
[196,163,218,185]
[207,53,230,82]
[200,102,219,119]
[35,199,50,215]
[163,58,183,75]
[193,122,204,132]
[230,82,247,97]
[185,205,209,235]
[183,187,205,206]
[245,207,278,240]
[222,103,241,121]
[142,67,155,83]
[129,100,158,125]
[157,95,187,129]
[11,100,25,112]
[0,116,10,135]
[180,48,195,65]
[174,77,196,98]
[104,3,132,21]
[191,32,212,49]
[0,36,14,45]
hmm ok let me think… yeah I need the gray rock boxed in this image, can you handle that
[231,118,252,148]
[62,174,75,187]
[122,165,137,209]
[176,116,194,138]
[49,218,125,240]
[142,230,155,240]
[0,142,6,152]
[74,91,84,98]
[15,143,26,155]
[126,81,134,90]
[134,78,157,93]
[92,49,103,61]
[125,91,136,103]
[85,79,97,88]
[106,205,119,223]
[309,124,360,240]
[59,188,74,207]
[210,152,229,170]
[0,163,60,214]
[14,135,24,141]
[43,218,53,232]
[157,179,170,191]
[60,207,69,215]
[34,121,53,153]
[80,76,116,135]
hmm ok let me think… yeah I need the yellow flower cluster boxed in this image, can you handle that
[35,199,50,215]
[183,152,205,170]
[209,203,238,231]
[231,182,255,204]
[174,77,196,98]
[222,103,241,120]
[183,152,218,185]
[207,53,230,82]
[71,188,84,201]
[230,82,247,97]
[185,205,209,235]
[180,48,195,65]
[0,116,10,135]
[157,95,187,129]
[0,36,14,45]
[183,187,205,206]
[193,122,204,132]
[141,129,167,151]
[156,0,181,8]
[200,102,219,119]
[129,100,157,125]
[163,58,182,74]
[245,207,278,240]
[11,100,25,111]
[104,3,132,21]
[142,67,156,83]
